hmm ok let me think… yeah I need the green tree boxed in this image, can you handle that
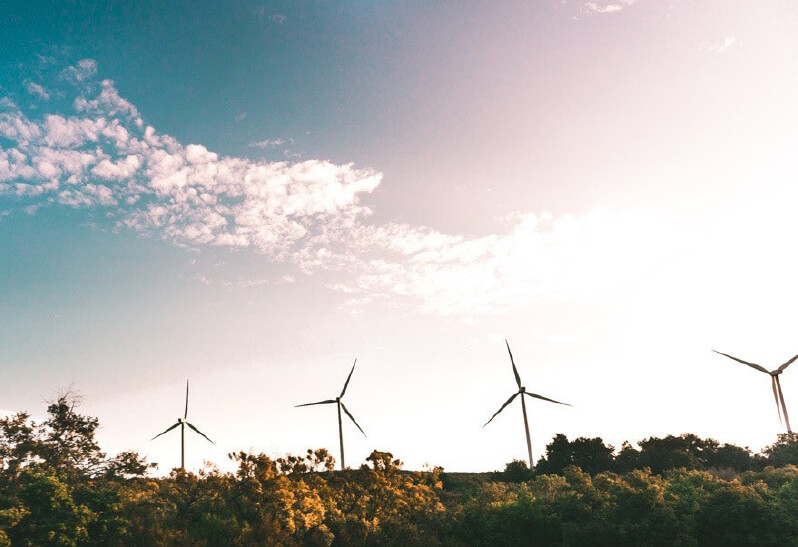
[0,393,152,482]
[704,443,756,474]
[637,434,714,474]
[694,482,791,546]
[764,434,798,467]
[458,486,562,547]
[502,459,534,483]
[10,470,94,547]
[536,434,615,475]
[614,441,641,473]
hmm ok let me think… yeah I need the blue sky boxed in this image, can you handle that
[3,0,798,472]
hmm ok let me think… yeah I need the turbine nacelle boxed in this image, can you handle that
[179,417,187,423]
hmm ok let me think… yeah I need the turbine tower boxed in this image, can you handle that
[296,358,366,470]
[484,340,571,468]
[713,349,797,433]
[152,380,215,470]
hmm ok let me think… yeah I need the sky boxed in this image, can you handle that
[2,0,798,473]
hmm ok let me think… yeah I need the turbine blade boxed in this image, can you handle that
[506,340,522,388]
[524,391,572,406]
[340,401,366,437]
[777,353,798,373]
[776,376,792,433]
[184,379,189,419]
[772,376,783,425]
[340,358,357,398]
[295,399,337,407]
[186,422,215,444]
[712,350,770,374]
[151,422,180,440]
[483,392,519,427]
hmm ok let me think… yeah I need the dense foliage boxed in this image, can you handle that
[2,396,798,546]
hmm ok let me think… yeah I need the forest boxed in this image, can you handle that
[2,395,798,546]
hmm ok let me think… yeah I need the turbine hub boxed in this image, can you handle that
[771,371,781,377]
[179,418,186,423]
[520,386,525,393]
[336,397,341,402]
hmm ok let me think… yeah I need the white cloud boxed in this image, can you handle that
[61,58,97,83]
[1,63,383,265]
[256,8,286,24]
[325,209,681,317]
[237,278,270,287]
[0,112,42,144]
[705,36,737,54]
[25,81,50,101]
[43,115,106,147]
[91,155,142,180]
[74,79,142,126]
[583,0,637,14]
[0,97,18,110]
[249,138,285,148]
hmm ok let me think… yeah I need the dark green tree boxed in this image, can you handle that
[9,470,94,547]
[613,441,641,473]
[536,434,615,475]
[764,433,798,467]
[704,443,756,473]
[502,459,534,483]
[695,483,792,546]
[637,434,714,474]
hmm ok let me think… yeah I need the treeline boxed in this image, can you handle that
[521,431,797,478]
[1,396,798,546]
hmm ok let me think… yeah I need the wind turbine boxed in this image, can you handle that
[152,380,215,470]
[484,340,571,468]
[296,358,366,470]
[713,349,797,433]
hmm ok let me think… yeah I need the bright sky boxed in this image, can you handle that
[2,0,798,473]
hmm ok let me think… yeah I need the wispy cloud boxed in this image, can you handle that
[60,58,97,83]
[255,7,286,24]
[704,36,737,54]
[324,209,678,317]
[249,138,285,148]
[583,0,638,15]
[184,272,275,288]
[25,81,50,101]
